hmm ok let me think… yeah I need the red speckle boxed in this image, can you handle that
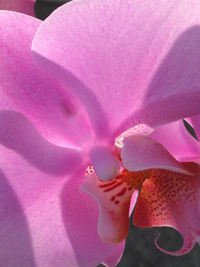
[116,187,127,197]
[99,180,117,188]
[110,196,116,202]
[104,181,124,192]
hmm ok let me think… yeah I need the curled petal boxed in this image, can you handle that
[33,0,200,141]
[121,135,189,174]
[133,169,200,255]
[150,120,200,162]
[154,232,195,256]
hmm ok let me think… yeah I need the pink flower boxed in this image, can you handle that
[0,0,35,15]
[1,0,200,266]
[80,119,200,256]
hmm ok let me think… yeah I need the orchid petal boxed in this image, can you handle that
[0,144,82,266]
[0,0,35,15]
[133,169,200,255]
[0,11,92,147]
[150,120,200,162]
[0,138,122,266]
[81,171,137,244]
[32,0,200,141]
[121,135,189,174]
[61,171,125,267]
[0,110,83,175]
[102,242,125,267]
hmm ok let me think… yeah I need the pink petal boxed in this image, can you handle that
[0,139,122,266]
[32,0,200,141]
[0,142,80,265]
[150,120,200,162]
[0,11,92,147]
[133,169,200,255]
[81,170,138,243]
[102,242,125,267]
[0,110,83,176]
[61,171,125,267]
[121,135,189,174]
[0,0,35,15]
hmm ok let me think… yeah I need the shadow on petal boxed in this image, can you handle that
[0,110,83,176]
[60,171,123,267]
[131,26,200,127]
[0,169,36,267]
[31,51,110,140]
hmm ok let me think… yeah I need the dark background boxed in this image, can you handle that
[34,1,200,266]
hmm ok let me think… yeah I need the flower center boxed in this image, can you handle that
[89,145,121,181]
[121,169,151,189]
[86,166,151,193]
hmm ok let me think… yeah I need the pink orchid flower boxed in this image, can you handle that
[1,0,200,266]
[0,0,35,15]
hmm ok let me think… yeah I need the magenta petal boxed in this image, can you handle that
[150,120,200,162]
[81,171,137,244]
[0,142,83,266]
[33,0,200,140]
[102,243,125,267]
[0,0,35,15]
[0,110,83,175]
[0,11,92,147]
[61,172,125,267]
[0,142,121,266]
[121,135,189,174]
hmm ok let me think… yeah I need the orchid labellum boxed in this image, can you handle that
[0,0,35,15]
[1,0,200,266]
